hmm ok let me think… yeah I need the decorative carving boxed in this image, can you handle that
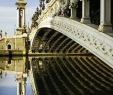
[39,0,45,10]
[45,0,50,3]
[70,0,79,8]
[31,7,41,28]
[58,0,70,16]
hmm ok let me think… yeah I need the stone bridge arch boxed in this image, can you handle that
[30,16,113,68]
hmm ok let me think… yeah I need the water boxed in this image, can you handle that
[0,57,32,95]
[0,56,113,95]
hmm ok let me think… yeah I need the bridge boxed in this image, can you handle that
[30,0,113,68]
[29,0,113,95]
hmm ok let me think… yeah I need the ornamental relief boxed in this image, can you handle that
[36,0,80,24]
[50,17,113,57]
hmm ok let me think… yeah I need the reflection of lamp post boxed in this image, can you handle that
[23,32,28,55]
[0,69,2,78]
[16,56,29,95]
[16,73,27,95]
[38,60,46,73]
[39,60,43,69]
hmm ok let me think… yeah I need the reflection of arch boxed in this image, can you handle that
[0,34,2,38]
[7,44,11,50]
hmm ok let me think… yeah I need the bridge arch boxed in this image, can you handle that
[30,16,113,68]
[29,0,113,94]
[31,27,89,54]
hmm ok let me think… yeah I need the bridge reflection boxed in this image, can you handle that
[0,56,113,95]
[31,56,113,95]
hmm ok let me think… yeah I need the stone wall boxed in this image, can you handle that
[0,37,25,50]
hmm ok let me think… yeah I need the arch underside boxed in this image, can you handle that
[31,26,113,95]
[32,56,113,95]
[32,28,90,54]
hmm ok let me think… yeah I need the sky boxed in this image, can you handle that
[0,0,39,36]
[0,72,32,95]
[0,73,16,95]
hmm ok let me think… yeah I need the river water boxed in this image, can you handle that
[0,57,32,95]
[0,56,113,95]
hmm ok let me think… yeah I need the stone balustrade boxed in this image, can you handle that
[37,0,59,25]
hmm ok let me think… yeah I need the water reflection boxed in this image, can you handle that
[0,57,32,95]
[0,56,113,95]
[31,56,113,95]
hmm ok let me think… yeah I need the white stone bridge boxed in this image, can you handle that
[29,0,113,69]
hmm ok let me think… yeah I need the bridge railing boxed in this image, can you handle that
[37,16,113,68]
[37,0,60,25]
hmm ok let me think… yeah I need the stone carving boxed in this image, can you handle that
[70,0,79,8]
[31,7,41,28]
[45,0,50,3]
[56,0,79,16]
[53,17,113,55]
[32,0,78,26]
[57,0,70,17]
[39,0,45,10]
